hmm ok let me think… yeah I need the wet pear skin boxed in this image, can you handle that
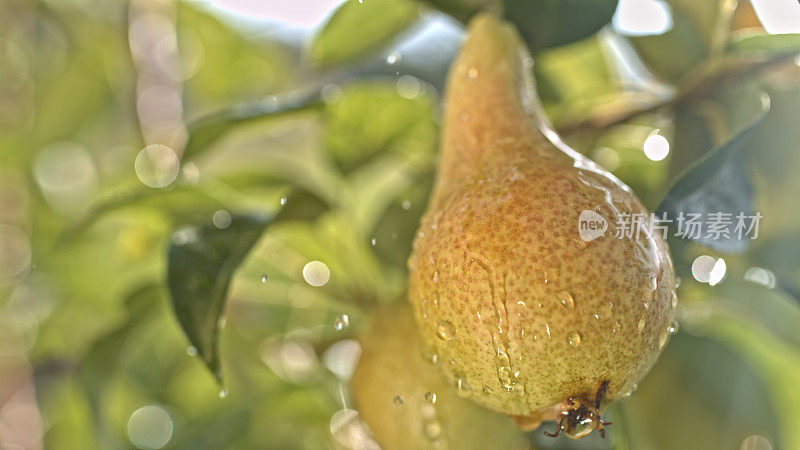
[406,14,677,425]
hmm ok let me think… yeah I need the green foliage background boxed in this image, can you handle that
[1,0,799,449]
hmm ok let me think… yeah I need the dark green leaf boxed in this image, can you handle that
[167,215,270,381]
[503,0,619,52]
[183,88,323,162]
[309,0,420,67]
[167,189,330,381]
[657,93,770,253]
[273,189,330,223]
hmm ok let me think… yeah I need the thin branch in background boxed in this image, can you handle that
[558,52,800,135]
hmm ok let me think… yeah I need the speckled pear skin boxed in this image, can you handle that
[351,305,527,450]
[407,14,677,421]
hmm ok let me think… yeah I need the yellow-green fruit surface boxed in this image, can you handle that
[407,14,677,420]
[351,305,527,450]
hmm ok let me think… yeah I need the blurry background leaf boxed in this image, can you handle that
[681,280,800,450]
[504,0,619,52]
[167,215,270,381]
[421,0,500,23]
[323,82,437,173]
[183,89,323,162]
[612,331,779,450]
[273,190,329,223]
[178,3,295,111]
[629,0,738,83]
[746,68,800,295]
[534,36,618,126]
[309,0,421,67]
[728,32,800,55]
[78,284,164,449]
[657,93,768,253]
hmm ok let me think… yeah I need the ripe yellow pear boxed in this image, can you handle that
[351,305,527,450]
[407,14,677,438]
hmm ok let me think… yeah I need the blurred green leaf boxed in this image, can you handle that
[179,2,294,111]
[657,92,769,253]
[324,82,437,173]
[78,284,163,448]
[167,215,270,381]
[183,89,323,162]
[630,0,738,82]
[712,279,800,346]
[58,185,225,245]
[534,36,618,126]
[370,175,433,271]
[171,407,251,450]
[611,330,779,450]
[696,309,800,450]
[273,189,329,223]
[272,211,393,305]
[421,0,499,22]
[748,71,800,261]
[504,0,619,52]
[749,232,800,297]
[729,32,800,55]
[309,0,420,67]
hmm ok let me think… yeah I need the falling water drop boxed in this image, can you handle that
[432,270,439,283]
[186,346,197,356]
[261,274,268,283]
[455,378,471,398]
[279,196,287,206]
[218,389,228,399]
[385,51,401,65]
[334,314,350,331]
